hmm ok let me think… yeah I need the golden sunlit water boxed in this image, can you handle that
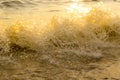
[67,3,90,13]
[0,0,120,80]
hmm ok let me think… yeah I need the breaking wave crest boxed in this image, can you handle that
[0,7,120,59]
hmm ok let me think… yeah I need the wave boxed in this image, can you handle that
[0,0,118,9]
[0,0,35,8]
[0,6,120,60]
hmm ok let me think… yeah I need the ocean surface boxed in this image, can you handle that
[0,0,120,79]
[0,0,119,56]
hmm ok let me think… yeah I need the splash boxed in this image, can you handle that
[0,4,120,59]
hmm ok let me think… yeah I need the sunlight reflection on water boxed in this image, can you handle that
[66,3,91,14]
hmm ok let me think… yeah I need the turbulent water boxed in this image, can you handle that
[0,0,120,56]
[0,0,120,79]
[0,0,120,62]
